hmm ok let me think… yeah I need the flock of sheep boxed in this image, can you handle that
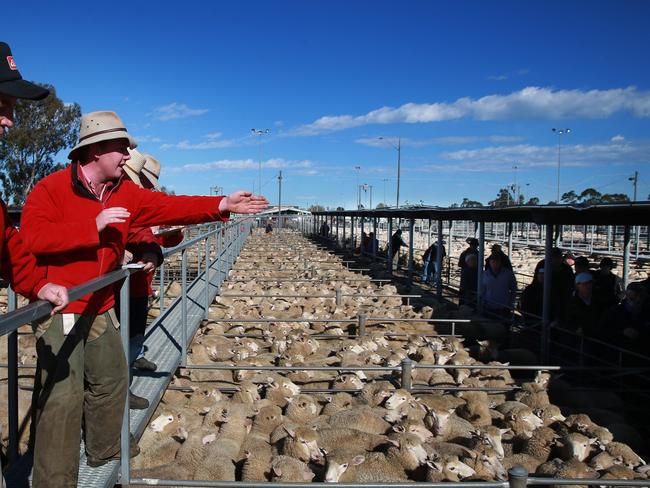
[118,231,649,486]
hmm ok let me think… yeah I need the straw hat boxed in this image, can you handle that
[68,111,137,160]
[140,153,162,190]
[123,148,147,187]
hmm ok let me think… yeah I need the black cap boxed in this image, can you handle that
[574,256,590,268]
[0,42,49,100]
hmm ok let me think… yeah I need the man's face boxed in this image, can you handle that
[489,257,501,274]
[576,280,593,298]
[94,139,131,181]
[0,94,17,135]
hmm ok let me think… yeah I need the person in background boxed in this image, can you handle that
[265,220,273,233]
[422,241,446,284]
[116,150,185,409]
[21,110,268,486]
[320,220,329,237]
[563,272,600,336]
[520,267,544,324]
[480,252,517,319]
[390,229,407,270]
[573,256,591,276]
[459,253,478,306]
[598,282,649,350]
[458,237,479,269]
[484,243,512,270]
[367,232,379,255]
[593,257,625,309]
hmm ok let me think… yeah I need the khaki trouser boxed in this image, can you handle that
[30,310,127,488]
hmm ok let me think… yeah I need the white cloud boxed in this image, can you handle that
[611,134,625,142]
[160,132,246,150]
[133,134,163,143]
[166,158,314,173]
[151,102,209,121]
[415,138,650,173]
[290,86,650,136]
[355,135,524,148]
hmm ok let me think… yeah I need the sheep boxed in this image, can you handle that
[132,425,183,470]
[463,448,508,480]
[231,380,261,404]
[131,427,215,480]
[324,434,429,482]
[605,441,646,468]
[241,442,274,481]
[318,427,390,453]
[393,419,434,443]
[279,426,324,463]
[327,406,391,435]
[423,405,475,444]
[456,391,492,427]
[534,404,566,426]
[468,426,510,459]
[556,432,596,462]
[270,455,315,482]
[284,394,320,424]
[426,454,477,481]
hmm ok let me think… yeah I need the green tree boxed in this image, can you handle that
[0,84,81,204]
[561,190,578,204]
[488,188,515,207]
[578,188,602,205]
[524,197,540,206]
[376,202,387,209]
[460,198,483,208]
[308,204,325,212]
[335,206,345,211]
[600,193,630,203]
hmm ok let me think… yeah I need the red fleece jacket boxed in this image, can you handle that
[21,164,228,314]
[0,200,48,300]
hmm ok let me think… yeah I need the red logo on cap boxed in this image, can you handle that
[6,56,17,70]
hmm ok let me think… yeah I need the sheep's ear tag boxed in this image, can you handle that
[272,466,282,477]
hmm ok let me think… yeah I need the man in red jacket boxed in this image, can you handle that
[21,110,267,487]
[0,42,68,310]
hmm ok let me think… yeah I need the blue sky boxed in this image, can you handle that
[5,1,650,208]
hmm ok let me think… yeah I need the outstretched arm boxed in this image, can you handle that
[218,191,269,214]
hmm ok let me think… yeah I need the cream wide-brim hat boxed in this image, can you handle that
[123,148,147,187]
[140,153,162,191]
[68,111,137,160]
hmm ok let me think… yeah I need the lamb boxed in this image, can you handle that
[318,427,390,453]
[132,425,183,470]
[231,380,261,404]
[456,391,492,427]
[241,444,274,481]
[463,448,507,480]
[270,455,315,482]
[556,432,595,462]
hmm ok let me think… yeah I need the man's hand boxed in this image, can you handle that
[138,252,159,273]
[218,192,269,214]
[121,250,133,265]
[37,283,69,315]
[96,207,130,232]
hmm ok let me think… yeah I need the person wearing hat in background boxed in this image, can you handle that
[573,256,591,276]
[484,243,512,271]
[458,252,478,306]
[563,272,601,336]
[593,257,625,309]
[115,149,186,410]
[480,251,517,320]
[458,237,479,269]
[0,40,70,488]
[598,281,649,352]
[520,266,545,325]
[421,240,445,284]
[20,110,268,486]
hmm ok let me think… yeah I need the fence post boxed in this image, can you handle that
[181,248,188,368]
[357,313,367,337]
[7,288,18,465]
[204,236,210,319]
[119,271,131,485]
[507,465,528,488]
[335,288,342,306]
[159,261,165,315]
[400,358,412,392]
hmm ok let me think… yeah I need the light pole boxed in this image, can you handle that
[378,136,401,208]
[209,185,223,196]
[551,128,571,203]
[354,166,361,209]
[251,128,270,195]
[513,164,518,205]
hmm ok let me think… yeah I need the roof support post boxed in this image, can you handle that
[387,218,393,275]
[448,220,454,288]
[342,216,346,249]
[507,222,513,261]
[436,219,444,298]
[477,221,485,311]
[542,224,554,362]
[623,225,631,290]
[350,216,355,251]
[360,216,365,253]
[408,218,415,286]
[372,218,378,261]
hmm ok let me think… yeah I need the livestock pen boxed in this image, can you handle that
[0,206,648,487]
